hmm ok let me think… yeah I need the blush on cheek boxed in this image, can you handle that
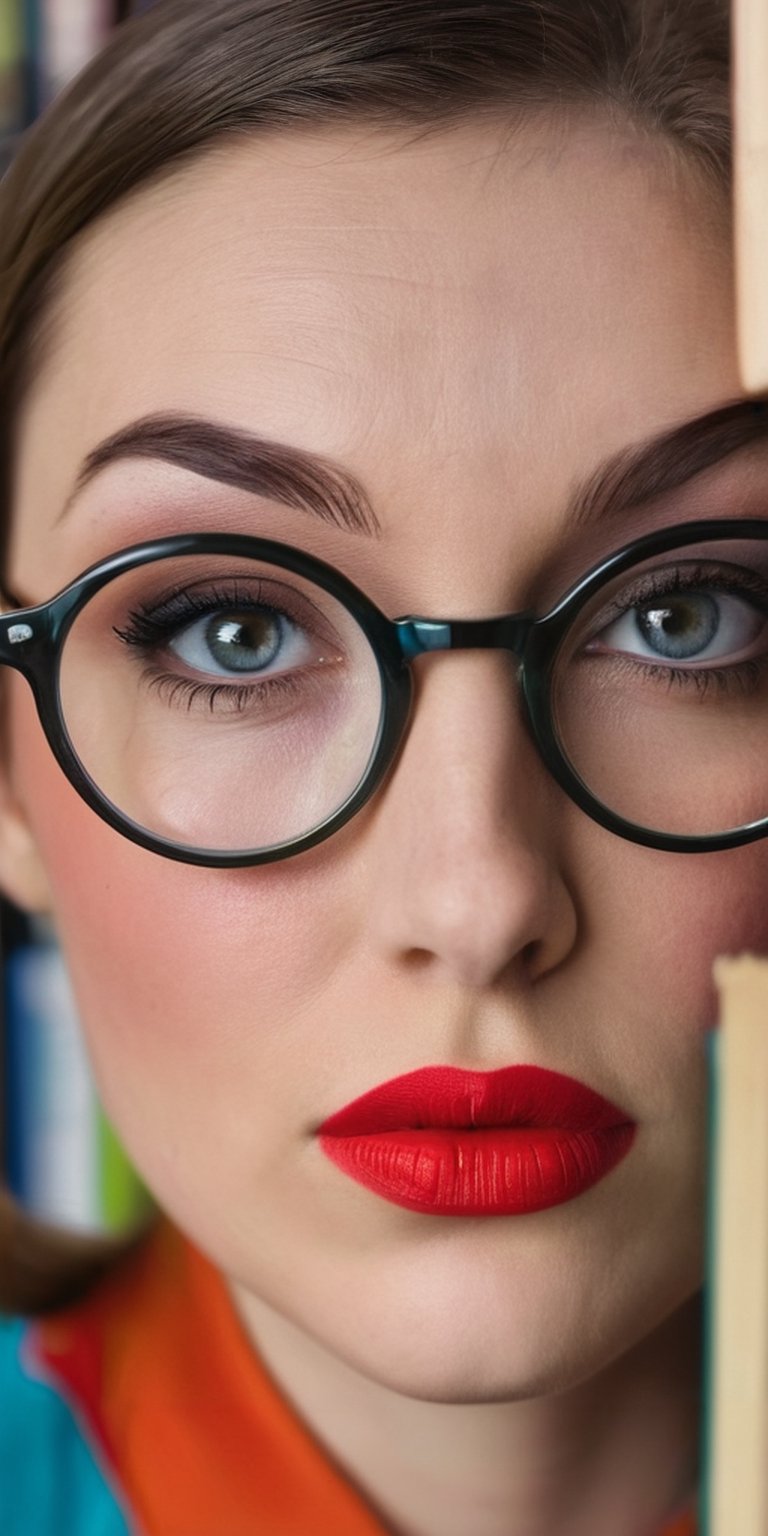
[693,855,768,1029]
[7,678,209,1033]
[633,843,768,1033]
[8,676,352,1071]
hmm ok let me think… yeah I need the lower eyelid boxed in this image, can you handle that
[141,664,305,715]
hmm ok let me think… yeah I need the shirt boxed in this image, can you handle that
[0,1218,699,1535]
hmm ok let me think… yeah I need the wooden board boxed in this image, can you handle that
[734,0,768,392]
[707,956,768,1535]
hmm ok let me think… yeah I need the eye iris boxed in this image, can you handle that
[636,593,718,659]
[204,610,280,672]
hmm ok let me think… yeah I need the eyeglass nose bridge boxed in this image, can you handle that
[394,613,535,662]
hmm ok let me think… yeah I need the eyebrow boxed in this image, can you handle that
[59,398,768,540]
[59,413,382,536]
[567,397,768,529]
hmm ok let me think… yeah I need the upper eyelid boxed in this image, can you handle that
[582,565,768,633]
[5,512,768,620]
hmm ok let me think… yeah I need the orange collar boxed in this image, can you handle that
[34,1218,388,1535]
[32,1217,698,1536]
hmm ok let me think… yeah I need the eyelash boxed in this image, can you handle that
[599,654,768,699]
[114,582,312,713]
[117,580,303,633]
[594,561,768,623]
[113,559,768,717]
[142,669,304,714]
[584,561,768,696]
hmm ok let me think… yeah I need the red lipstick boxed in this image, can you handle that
[317,1065,636,1216]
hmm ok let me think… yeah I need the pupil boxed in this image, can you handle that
[205,610,280,671]
[636,593,717,659]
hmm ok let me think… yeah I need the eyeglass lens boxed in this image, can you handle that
[551,535,768,837]
[55,534,768,854]
[58,553,384,854]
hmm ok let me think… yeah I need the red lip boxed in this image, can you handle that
[317,1065,636,1217]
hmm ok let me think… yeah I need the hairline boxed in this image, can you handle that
[10,95,730,466]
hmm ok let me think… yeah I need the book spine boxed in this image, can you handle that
[3,928,151,1234]
[38,0,112,108]
[0,0,24,137]
[4,940,100,1230]
[98,1104,151,1233]
[20,0,43,122]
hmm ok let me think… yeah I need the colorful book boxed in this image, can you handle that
[3,917,150,1234]
[0,0,23,137]
[5,933,100,1230]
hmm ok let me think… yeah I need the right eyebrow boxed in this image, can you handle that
[58,412,382,537]
[566,397,768,531]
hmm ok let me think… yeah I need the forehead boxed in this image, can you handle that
[11,114,737,592]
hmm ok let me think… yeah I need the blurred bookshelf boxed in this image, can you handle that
[3,903,154,1233]
[0,0,153,1235]
[0,2,148,170]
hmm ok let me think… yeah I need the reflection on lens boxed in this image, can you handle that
[58,554,384,853]
[552,540,768,837]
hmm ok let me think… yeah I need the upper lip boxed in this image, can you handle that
[316,1064,633,1136]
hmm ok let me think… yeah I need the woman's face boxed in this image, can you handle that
[3,114,762,1399]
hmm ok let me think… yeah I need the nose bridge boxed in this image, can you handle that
[394,612,534,661]
[367,632,575,990]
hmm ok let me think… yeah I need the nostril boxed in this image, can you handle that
[404,947,437,972]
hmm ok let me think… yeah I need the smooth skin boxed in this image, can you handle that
[2,111,764,1535]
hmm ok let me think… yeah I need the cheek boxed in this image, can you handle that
[7,681,358,1098]
[657,851,768,983]
[584,830,768,1032]
[8,682,376,1228]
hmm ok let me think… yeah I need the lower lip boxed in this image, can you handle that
[317,1124,637,1216]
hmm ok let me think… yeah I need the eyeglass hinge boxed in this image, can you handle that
[5,622,34,645]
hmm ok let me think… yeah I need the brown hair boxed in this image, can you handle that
[0,0,731,1314]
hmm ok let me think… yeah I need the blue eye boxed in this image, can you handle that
[169,606,310,678]
[595,587,767,666]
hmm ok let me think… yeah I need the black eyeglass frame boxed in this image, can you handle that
[3,516,768,866]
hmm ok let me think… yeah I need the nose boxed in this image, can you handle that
[366,649,578,990]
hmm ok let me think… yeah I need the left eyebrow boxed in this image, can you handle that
[567,397,768,531]
[58,412,382,537]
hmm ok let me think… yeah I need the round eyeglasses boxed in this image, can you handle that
[3,517,768,866]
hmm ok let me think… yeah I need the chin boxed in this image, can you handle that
[292,1274,629,1405]
[320,1323,606,1405]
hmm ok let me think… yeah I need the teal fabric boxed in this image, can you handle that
[0,1316,133,1535]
